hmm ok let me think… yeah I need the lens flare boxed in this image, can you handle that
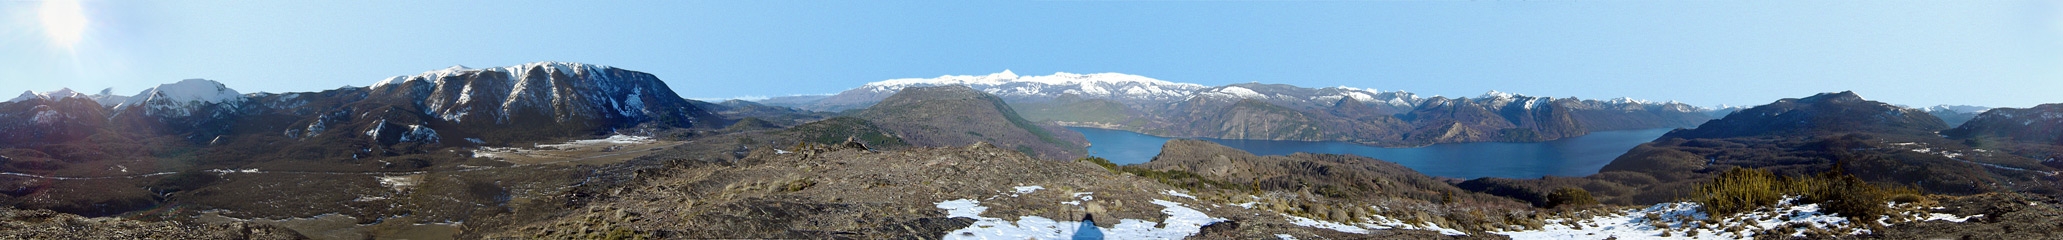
[39,0,89,48]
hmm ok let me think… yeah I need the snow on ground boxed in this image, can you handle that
[1061,192,1091,206]
[537,134,652,148]
[1162,190,1196,200]
[473,134,656,159]
[205,168,261,174]
[1232,196,1260,209]
[1281,214,1371,234]
[1010,185,1043,197]
[1276,206,1467,235]
[1493,196,1986,239]
[935,198,1225,240]
[1015,186,1044,194]
[470,145,535,159]
[1922,213,1982,222]
[376,175,420,192]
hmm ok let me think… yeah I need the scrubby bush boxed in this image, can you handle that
[1693,167,1788,216]
[1545,187,1598,209]
[1692,167,1919,221]
[1075,156,1118,173]
[1119,166,1244,191]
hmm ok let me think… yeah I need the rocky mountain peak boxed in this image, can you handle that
[857,85,1087,160]
[116,79,245,118]
[1800,91,1865,104]
[361,61,718,130]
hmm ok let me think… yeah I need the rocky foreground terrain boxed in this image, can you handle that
[0,207,305,239]
[488,140,1485,239]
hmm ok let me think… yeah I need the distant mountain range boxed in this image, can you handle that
[1922,104,1995,127]
[764,70,1714,146]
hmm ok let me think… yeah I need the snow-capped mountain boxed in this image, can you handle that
[859,70,1205,101]
[115,79,245,118]
[1920,104,1993,126]
[1922,105,1992,114]
[366,62,722,129]
[1184,83,1423,112]
[777,70,1209,111]
[7,88,88,103]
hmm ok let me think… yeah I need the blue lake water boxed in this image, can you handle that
[1071,127,1676,179]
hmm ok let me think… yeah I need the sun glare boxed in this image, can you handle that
[39,0,88,48]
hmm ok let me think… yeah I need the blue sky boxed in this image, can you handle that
[3,0,2058,108]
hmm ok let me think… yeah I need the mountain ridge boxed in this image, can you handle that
[854,85,1088,160]
[764,70,1717,146]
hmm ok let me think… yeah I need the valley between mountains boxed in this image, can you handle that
[1,62,2058,239]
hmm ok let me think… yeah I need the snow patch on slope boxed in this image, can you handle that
[1494,196,1982,239]
[936,198,1224,239]
[6,88,88,103]
[1210,86,1267,99]
[117,79,244,118]
[123,79,242,106]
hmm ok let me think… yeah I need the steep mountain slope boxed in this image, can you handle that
[0,96,112,147]
[1944,104,2063,145]
[854,85,1088,160]
[364,62,726,142]
[1944,103,2063,168]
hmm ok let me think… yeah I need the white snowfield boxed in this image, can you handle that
[934,196,1225,239]
[536,134,653,148]
[473,134,655,159]
[1493,197,1984,240]
[1278,210,1468,236]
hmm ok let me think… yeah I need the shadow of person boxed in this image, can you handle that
[1073,213,1105,240]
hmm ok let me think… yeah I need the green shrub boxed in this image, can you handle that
[1693,167,1919,221]
[1693,167,1788,216]
[1075,157,1118,172]
[1118,166,1244,191]
[1546,187,1598,209]
[1806,172,1916,221]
